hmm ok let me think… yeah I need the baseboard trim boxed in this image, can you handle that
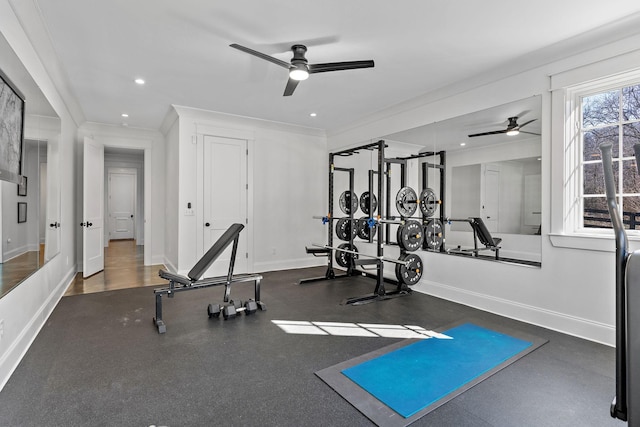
[413,280,615,346]
[0,266,76,392]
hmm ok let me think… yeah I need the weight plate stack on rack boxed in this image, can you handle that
[424,219,444,251]
[395,253,423,286]
[397,220,424,252]
[395,186,418,217]
[335,243,359,268]
[419,188,438,218]
[339,191,358,215]
[359,191,378,215]
[356,216,377,240]
[336,218,357,241]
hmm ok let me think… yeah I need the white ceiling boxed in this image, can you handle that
[26,1,640,132]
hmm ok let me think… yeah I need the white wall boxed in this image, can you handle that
[0,0,78,391]
[327,28,640,345]
[162,114,179,273]
[163,106,327,275]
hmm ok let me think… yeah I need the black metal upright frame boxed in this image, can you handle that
[387,150,447,252]
[301,140,413,304]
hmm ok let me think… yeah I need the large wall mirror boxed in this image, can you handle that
[384,95,542,265]
[0,33,61,298]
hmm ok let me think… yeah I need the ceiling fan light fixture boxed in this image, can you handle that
[506,129,520,136]
[289,66,309,81]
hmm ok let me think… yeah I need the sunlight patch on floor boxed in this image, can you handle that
[271,320,452,339]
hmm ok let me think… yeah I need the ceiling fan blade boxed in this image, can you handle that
[520,130,541,136]
[229,43,290,69]
[516,119,537,129]
[468,129,508,138]
[283,77,300,96]
[308,60,375,74]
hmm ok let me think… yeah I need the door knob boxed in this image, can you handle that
[205,222,210,227]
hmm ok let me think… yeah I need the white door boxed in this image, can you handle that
[483,169,500,232]
[108,169,136,240]
[202,135,248,277]
[83,136,105,277]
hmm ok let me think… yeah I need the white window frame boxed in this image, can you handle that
[571,75,640,234]
[551,68,640,250]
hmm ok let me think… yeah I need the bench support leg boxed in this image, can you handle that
[153,293,166,334]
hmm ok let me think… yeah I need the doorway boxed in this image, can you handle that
[73,145,162,294]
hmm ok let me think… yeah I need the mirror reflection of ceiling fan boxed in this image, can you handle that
[468,117,540,138]
[230,43,375,96]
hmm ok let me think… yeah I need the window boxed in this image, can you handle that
[571,79,640,232]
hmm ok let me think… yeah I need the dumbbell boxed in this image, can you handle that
[208,299,258,320]
[207,300,241,319]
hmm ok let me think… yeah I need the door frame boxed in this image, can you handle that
[195,124,254,273]
[80,137,153,270]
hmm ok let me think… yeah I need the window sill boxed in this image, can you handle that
[548,232,640,252]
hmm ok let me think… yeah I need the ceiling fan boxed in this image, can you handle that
[468,117,539,138]
[230,43,375,96]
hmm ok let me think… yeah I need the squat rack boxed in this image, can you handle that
[302,140,411,303]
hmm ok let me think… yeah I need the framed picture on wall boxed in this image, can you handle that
[17,202,26,223]
[17,176,27,196]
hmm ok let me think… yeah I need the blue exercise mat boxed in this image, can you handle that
[341,323,533,418]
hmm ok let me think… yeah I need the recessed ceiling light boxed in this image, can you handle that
[121,113,129,118]
[310,113,317,117]
[460,142,466,146]
[134,78,145,85]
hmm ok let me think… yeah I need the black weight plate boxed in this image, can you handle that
[339,191,358,215]
[335,243,359,268]
[356,216,377,240]
[336,218,357,241]
[395,253,423,286]
[397,220,424,252]
[424,219,444,251]
[395,186,418,217]
[419,188,437,218]
[359,191,378,215]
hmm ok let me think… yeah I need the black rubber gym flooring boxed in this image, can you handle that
[0,266,620,426]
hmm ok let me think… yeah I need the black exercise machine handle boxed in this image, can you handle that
[600,142,640,421]
[600,142,628,251]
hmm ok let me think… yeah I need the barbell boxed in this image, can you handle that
[311,243,409,266]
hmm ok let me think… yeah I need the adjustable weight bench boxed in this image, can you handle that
[153,223,265,333]
[447,217,502,260]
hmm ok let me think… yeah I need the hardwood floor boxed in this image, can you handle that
[0,247,43,298]
[64,239,165,296]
